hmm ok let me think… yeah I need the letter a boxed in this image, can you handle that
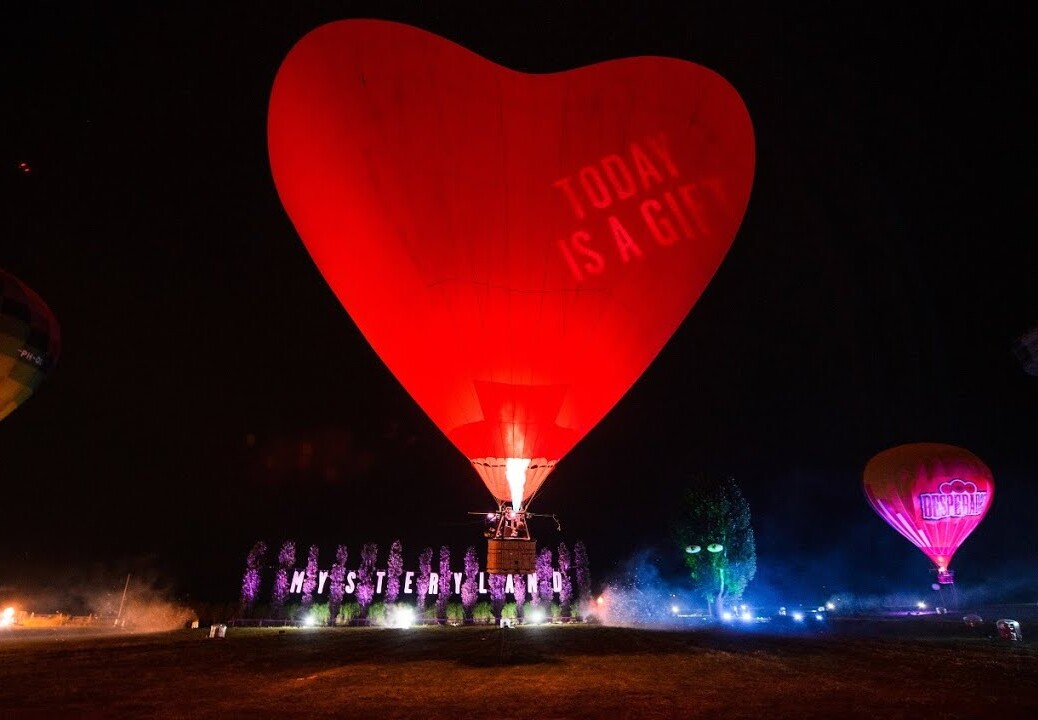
[608,215,643,262]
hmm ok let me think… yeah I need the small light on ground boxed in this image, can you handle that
[393,606,416,629]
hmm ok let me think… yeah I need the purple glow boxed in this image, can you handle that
[356,542,378,618]
[416,547,433,611]
[301,544,319,609]
[272,540,296,619]
[489,573,507,620]
[239,540,267,615]
[461,546,479,621]
[328,544,348,625]
[535,547,553,609]
[513,572,527,620]
[436,546,451,621]
[558,542,573,618]
[385,539,403,605]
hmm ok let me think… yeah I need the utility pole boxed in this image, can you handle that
[115,573,131,627]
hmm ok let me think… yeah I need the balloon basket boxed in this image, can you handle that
[937,570,954,585]
[487,538,537,575]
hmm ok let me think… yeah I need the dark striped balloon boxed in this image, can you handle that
[0,267,61,422]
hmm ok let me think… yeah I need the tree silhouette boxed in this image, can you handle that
[672,475,757,617]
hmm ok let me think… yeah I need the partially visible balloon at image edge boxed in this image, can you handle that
[0,267,61,423]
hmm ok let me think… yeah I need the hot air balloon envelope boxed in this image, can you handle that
[268,20,755,509]
[1,268,60,422]
[863,443,993,582]
[1012,325,1038,376]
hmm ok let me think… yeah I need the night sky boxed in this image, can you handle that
[3,2,1035,606]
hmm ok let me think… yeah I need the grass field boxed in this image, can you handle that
[2,619,1036,719]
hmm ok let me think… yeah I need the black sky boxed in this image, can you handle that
[2,2,1036,605]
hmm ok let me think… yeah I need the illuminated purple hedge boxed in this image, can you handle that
[356,542,378,620]
[301,544,319,610]
[385,539,403,605]
[272,540,296,619]
[461,546,479,622]
[574,541,591,610]
[436,546,451,622]
[535,547,553,608]
[416,547,433,612]
[513,572,526,620]
[558,542,573,618]
[328,544,348,626]
[489,573,506,621]
[239,540,267,615]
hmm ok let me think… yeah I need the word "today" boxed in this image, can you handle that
[552,131,723,282]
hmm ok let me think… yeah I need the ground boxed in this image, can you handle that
[1,618,1036,719]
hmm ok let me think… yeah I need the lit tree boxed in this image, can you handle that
[356,542,378,622]
[535,546,553,609]
[327,545,348,626]
[272,540,296,619]
[489,573,506,621]
[385,540,404,606]
[558,542,573,619]
[239,540,267,616]
[436,546,451,623]
[573,541,592,617]
[461,546,479,623]
[513,572,527,622]
[416,547,433,613]
[672,474,757,617]
[301,544,319,611]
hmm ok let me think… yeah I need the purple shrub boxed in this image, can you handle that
[574,541,592,616]
[558,542,573,619]
[489,573,507,621]
[272,540,296,619]
[356,542,378,620]
[239,541,267,616]
[385,540,404,606]
[301,544,319,610]
[416,547,433,612]
[513,573,527,621]
[461,546,479,622]
[327,545,348,625]
[436,546,451,622]
[535,546,553,608]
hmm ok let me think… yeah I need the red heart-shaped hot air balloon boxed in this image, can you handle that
[863,443,994,583]
[268,20,755,510]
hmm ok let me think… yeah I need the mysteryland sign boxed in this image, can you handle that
[283,568,562,600]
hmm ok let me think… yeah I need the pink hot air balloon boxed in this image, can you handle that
[863,443,994,584]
